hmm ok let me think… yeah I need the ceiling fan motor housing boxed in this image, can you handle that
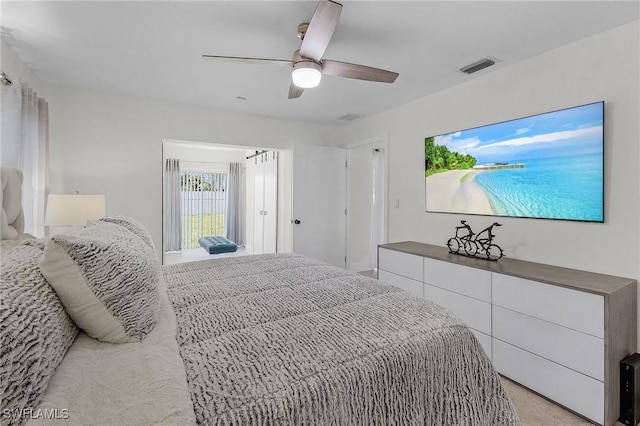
[292,61,322,88]
[297,23,309,40]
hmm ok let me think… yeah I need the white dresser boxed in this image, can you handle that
[377,241,637,426]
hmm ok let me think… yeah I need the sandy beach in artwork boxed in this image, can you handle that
[425,170,494,214]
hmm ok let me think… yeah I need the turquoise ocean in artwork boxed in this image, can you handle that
[473,152,603,221]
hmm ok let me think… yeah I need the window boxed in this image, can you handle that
[180,171,228,249]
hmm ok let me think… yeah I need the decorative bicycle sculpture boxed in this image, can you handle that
[447,220,504,261]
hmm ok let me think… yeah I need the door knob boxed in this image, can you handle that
[293,219,301,225]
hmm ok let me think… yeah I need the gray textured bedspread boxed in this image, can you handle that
[163,253,519,425]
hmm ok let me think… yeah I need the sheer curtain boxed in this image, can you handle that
[369,148,386,268]
[0,82,49,237]
[164,159,181,252]
[225,162,245,245]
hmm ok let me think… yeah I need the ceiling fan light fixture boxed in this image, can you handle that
[292,61,321,88]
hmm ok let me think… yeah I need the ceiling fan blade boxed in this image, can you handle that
[299,0,342,62]
[288,82,304,99]
[202,55,294,67]
[321,60,399,83]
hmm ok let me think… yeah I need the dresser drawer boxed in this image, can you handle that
[378,248,423,281]
[492,274,604,338]
[493,306,604,381]
[424,283,491,335]
[378,270,423,297]
[423,258,491,302]
[493,339,604,424]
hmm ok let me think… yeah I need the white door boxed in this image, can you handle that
[292,145,346,268]
[253,157,265,254]
[252,152,278,254]
[263,152,278,253]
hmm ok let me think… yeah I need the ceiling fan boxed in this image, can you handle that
[202,0,399,99]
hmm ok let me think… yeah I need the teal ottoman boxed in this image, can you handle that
[198,236,238,255]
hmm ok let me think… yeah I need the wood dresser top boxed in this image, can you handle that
[379,241,636,296]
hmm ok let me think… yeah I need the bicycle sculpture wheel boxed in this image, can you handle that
[485,244,503,261]
[447,220,504,261]
[447,237,461,254]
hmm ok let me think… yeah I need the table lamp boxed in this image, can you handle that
[45,193,106,227]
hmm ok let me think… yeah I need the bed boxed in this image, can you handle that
[1,167,519,425]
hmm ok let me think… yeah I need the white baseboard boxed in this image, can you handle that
[349,261,372,272]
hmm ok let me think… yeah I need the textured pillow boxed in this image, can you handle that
[97,215,155,253]
[40,221,161,344]
[1,244,78,426]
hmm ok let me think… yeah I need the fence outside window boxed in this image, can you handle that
[180,171,228,249]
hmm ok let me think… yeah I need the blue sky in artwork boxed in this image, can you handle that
[434,102,604,164]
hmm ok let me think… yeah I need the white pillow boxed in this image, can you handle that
[40,221,161,343]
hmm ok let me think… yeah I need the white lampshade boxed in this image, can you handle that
[292,62,322,88]
[45,194,106,226]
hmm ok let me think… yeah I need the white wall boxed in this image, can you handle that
[163,142,249,168]
[339,21,640,344]
[1,39,47,95]
[45,84,337,256]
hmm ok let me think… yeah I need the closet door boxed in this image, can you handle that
[253,156,265,255]
[252,152,278,255]
[262,152,278,253]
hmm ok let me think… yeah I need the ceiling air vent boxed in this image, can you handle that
[338,113,360,121]
[460,58,496,75]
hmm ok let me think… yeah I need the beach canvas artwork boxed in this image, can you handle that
[425,101,604,222]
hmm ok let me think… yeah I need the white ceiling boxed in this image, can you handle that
[2,1,638,126]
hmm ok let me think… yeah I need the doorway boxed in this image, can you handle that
[346,135,389,272]
[161,140,292,265]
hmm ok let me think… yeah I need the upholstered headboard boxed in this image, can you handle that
[0,167,25,240]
